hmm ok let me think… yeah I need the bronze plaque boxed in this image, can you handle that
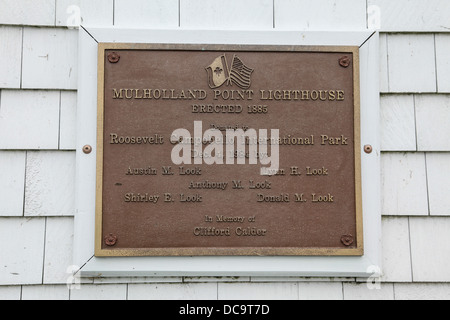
[95,44,363,256]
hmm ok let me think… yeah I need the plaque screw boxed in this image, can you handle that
[340,234,354,246]
[82,145,92,154]
[339,56,351,68]
[108,52,120,63]
[364,144,373,154]
[105,233,117,246]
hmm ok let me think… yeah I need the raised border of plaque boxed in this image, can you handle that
[74,28,381,278]
[94,43,363,257]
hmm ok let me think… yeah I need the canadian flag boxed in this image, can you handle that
[205,55,230,89]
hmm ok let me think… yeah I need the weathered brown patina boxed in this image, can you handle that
[95,44,363,256]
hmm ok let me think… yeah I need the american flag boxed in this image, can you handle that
[228,55,253,90]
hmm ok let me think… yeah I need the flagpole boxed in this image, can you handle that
[226,54,236,86]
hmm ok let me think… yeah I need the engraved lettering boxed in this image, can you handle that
[258,89,344,102]
[294,193,307,202]
[216,215,245,223]
[164,193,174,202]
[125,89,133,99]
[213,89,254,100]
[113,88,344,102]
[126,166,157,175]
[329,90,336,101]
[311,193,334,203]
[306,166,328,176]
[162,166,174,175]
[235,227,267,236]
[112,88,123,99]
[194,227,230,236]
[278,135,314,145]
[112,88,207,100]
[301,90,309,100]
[321,135,349,145]
[179,193,203,202]
[290,166,301,176]
[124,193,159,203]
[232,180,244,189]
[109,133,164,145]
[191,104,243,114]
[248,180,271,189]
[189,181,228,190]
[134,88,143,99]
[179,166,202,175]
[257,193,290,202]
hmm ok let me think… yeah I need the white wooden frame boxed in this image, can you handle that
[74,27,380,278]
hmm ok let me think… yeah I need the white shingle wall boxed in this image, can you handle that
[1,0,450,300]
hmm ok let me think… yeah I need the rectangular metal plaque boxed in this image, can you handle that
[95,43,363,256]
